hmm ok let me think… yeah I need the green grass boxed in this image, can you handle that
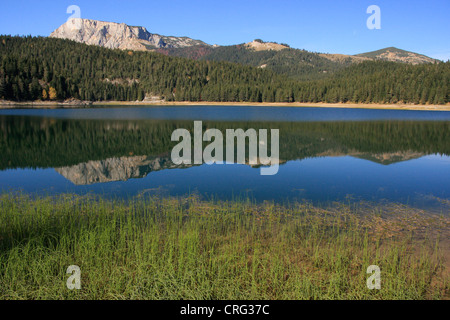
[0,193,448,300]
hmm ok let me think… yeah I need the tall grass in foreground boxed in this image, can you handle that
[0,193,448,300]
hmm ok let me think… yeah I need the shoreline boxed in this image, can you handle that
[1,100,450,111]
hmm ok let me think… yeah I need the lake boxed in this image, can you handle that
[0,106,449,210]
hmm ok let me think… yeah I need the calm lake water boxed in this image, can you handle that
[1,106,449,210]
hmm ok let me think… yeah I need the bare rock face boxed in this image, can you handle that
[49,19,210,51]
[245,40,289,52]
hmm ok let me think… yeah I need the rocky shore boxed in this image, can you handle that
[0,99,93,108]
[1,99,449,111]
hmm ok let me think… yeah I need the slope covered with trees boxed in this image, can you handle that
[295,61,449,104]
[157,44,353,81]
[0,36,448,104]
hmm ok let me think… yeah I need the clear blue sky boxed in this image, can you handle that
[1,0,449,60]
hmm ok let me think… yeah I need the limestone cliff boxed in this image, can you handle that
[49,19,211,51]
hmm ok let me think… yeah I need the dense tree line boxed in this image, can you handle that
[300,61,449,104]
[0,36,448,104]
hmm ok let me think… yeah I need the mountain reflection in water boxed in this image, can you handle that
[0,112,449,207]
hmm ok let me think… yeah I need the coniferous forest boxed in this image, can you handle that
[0,35,448,104]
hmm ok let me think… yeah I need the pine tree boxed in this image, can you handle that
[0,76,5,99]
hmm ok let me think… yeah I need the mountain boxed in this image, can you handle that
[356,47,438,64]
[244,39,290,51]
[1,35,448,104]
[48,19,440,81]
[49,18,210,51]
[157,41,437,81]
[156,41,357,81]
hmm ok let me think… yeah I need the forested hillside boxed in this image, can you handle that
[295,61,449,104]
[157,44,353,81]
[356,47,438,64]
[0,36,448,104]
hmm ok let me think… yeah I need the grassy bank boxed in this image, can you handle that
[0,193,448,300]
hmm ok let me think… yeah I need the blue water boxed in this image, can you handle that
[0,106,449,209]
[2,105,450,121]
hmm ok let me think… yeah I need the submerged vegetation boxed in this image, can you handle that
[0,193,448,300]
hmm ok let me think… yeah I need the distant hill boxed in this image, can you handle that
[49,19,210,51]
[48,20,440,81]
[156,41,358,81]
[157,41,439,81]
[356,47,438,64]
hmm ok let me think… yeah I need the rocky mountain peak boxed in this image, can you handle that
[49,18,211,51]
[245,39,289,51]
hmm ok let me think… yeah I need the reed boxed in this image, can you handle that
[0,193,448,300]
